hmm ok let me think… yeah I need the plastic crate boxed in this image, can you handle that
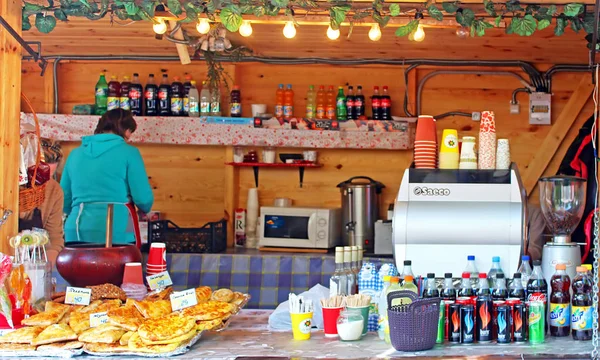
[148,219,227,253]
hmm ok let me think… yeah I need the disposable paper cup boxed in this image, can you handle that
[123,262,144,285]
[322,307,343,338]
[347,306,370,336]
[148,243,167,267]
[251,104,267,117]
[290,312,313,340]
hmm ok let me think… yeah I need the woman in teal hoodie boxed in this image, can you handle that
[61,109,154,245]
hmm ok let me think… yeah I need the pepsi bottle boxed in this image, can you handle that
[423,273,439,298]
[441,273,456,301]
[492,273,509,300]
[458,272,475,297]
[509,273,526,301]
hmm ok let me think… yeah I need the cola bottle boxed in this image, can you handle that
[527,260,548,333]
[380,85,392,120]
[423,273,439,298]
[371,86,381,120]
[549,264,571,337]
[492,273,508,300]
[509,273,526,301]
[129,73,143,116]
[441,273,456,301]
[458,272,475,298]
[158,73,171,116]
[354,86,366,119]
[144,74,158,116]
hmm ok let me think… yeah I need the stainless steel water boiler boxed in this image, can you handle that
[337,176,385,252]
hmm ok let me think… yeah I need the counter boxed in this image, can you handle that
[73,310,593,359]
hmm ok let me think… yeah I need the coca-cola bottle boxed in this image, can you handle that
[422,273,439,298]
[371,86,381,120]
[492,273,508,300]
[354,85,366,118]
[458,272,475,298]
[527,260,548,333]
[380,85,392,120]
[509,273,526,301]
[549,264,571,337]
[158,73,171,116]
[345,86,355,120]
[129,73,143,116]
[441,273,456,300]
[144,74,158,116]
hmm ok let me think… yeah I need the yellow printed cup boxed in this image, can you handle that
[290,312,313,340]
[440,129,459,153]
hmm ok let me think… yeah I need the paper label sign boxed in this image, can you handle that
[89,312,108,328]
[170,289,197,312]
[146,271,173,291]
[65,287,92,306]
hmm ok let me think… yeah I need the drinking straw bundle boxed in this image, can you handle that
[320,295,346,308]
[345,294,371,307]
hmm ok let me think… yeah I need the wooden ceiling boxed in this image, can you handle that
[22,17,591,64]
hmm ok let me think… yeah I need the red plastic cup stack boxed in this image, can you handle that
[146,242,167,276]
[414,115,438,169]
[121,262,147,300]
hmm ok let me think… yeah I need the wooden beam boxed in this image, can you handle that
[224,147,239,248]
[167,20,191,65]
[523,75,594,196]
[0,0,22,254]
[407,68,417,116]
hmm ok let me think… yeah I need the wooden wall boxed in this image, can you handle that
[20,60,595,241]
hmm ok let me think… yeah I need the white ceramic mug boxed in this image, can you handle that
[251,104,267,117]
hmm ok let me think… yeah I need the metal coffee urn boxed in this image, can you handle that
[337,176,385,252]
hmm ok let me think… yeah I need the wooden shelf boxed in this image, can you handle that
[225,162,323,187]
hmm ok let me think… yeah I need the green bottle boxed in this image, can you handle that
[336,86,347,121]
[95,73,108,115]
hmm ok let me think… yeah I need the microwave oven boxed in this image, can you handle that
[259,206,342,249]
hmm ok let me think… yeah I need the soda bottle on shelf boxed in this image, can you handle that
[400,260,414,284]
[200,81,211,117]
[549,264,571,337]
[94,73,108,115]
[380,85,392,120]
[509,273,526,301]
[230,85,242,117]
[492,273,508,300]
[158,74,171,116]
[283,84,294,121]
[170,76,184,116]
[107,75,121,111]
[371,86,381,120]
[210,86,221,116]
[188,81,199,117]
[441,273,456,301]
[183,74,192,116]
[119,76,131,111]
[144,74,158,116]
[325,86,336,120]
[336,86,347,121]
[345,86,355,120]
[377,275,392,340]
[571,266,592,340]
[487,256,504,288]
[458,272,475,298]
[275,84,284,119]
[476,273,493,343]
[518,255,533,289]
[464,255,479,289]
[305,85,316,120]
[354,85,366,118]
[527,260,548,333]
[315,85,326,120]
[422,273,439,298]
[128,73,143,116]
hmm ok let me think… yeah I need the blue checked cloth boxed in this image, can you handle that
[53,252,393,311]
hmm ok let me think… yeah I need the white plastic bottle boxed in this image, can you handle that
[377,275,392,340]
[487,256,504,288]
[188,81,200,117]
[200,81,211,117]
[518,255,533,288]
[464,255,479,288]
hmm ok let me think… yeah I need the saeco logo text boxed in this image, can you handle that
[413,187,450,196]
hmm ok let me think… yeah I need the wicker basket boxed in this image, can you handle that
[19,94,47,213]
[387,291,441,352]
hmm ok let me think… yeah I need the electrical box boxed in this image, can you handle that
[529,92,551,125]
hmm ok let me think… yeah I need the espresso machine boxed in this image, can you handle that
[539,175,586,283]
[392,163,526,277]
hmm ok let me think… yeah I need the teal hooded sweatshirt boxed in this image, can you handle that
[61,134,154,245]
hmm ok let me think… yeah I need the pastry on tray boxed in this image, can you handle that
[107,305,144,331]
[195,286,212,303]
[137,314,196,342]
[179,300,236,321]
[84,342,130,354]
[130,299,171,319]
[78,324,126,344]
[36,340,84,350]
[119,331,135,346]
[211,288,233,303]
[140,329,196,345]
[0,343,37,351]
[144,287,173,302]
[0,326,46,344]
[87,284,127,302]
[195,318,223,332]
[127,332,183,354]
[22,306,70,326]
[31,324,78,346]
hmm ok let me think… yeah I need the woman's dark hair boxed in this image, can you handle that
[94,109,137,138]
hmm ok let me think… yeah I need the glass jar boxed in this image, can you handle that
[233,147,244,163]
[336,309,364,341]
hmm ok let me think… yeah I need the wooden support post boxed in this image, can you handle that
[523,76,594,196]
[167,20,191,65]
[224,147,239,247]
[0,0,22,253]
[407,68,418,116]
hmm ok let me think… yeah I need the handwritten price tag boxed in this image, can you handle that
[146,271,173,291]
[65,287,92,306]
[170,289,197,312]
[89,312,109,328]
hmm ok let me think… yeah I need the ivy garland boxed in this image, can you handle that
[22,0,595,39]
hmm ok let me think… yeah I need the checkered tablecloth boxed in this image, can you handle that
[53,252,393,309]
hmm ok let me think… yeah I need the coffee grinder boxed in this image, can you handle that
[539,175,586,283]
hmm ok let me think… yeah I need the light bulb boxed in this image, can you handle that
[368,24,382,41]
[196,18,210,34]
[153,20,167,35]
[283,21,296,39]
[456,26,469,39]
[326,25,340,40]
[413,24,425,42]
[239,20,253,37]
